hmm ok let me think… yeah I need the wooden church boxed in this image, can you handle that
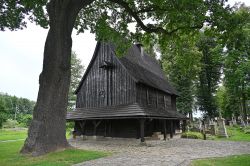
[66,42,187,142]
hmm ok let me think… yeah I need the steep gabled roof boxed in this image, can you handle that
[75,42,178,96]
[75,42,101,94]
[119,45,178,95]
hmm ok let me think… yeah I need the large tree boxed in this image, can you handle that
[0,97,8,128]
[1,0,232,155]
[161,34,201,120]
[196,34,223,119]
[68,52,84,111]
[223,5,250,123]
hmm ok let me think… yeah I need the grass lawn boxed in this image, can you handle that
[0,129,108,166]
[191,154,250,166]
[0,129,27,141]
[207,126,250,142]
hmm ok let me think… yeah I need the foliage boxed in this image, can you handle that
[66,122,74,130]
[2,119,19,128]
[1,0,233,52]
[0,97,8,128]
[191,154,250,166]
[181,131,203,139]
[0,140,107,166]
[161,34,201,117]
[223,5,250,122]
[196,33,223,119]
[0,93,35,121]
[68,52,84,111]
[16,114,33,127]
[0,0,48,30]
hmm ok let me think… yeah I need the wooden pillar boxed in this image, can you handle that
[93,120,97,136]
[173,120,176,134]
[79,120,86,135]
[140,119,145,142]
[170,120,173,139]
[163,120,167,141]
[109,121,112,137]
[182,120,187,133]
[92,120,102,136]
[104,120,107,137]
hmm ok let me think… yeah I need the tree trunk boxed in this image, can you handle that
[21,0,93,156]
[241,83,247,124]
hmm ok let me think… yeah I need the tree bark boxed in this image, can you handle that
[241,83,247,124]
[21,0,94,156]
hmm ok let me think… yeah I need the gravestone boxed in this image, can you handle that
[217,117,228,138]
[209,123,216,135]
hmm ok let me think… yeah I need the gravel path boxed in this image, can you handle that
[69,137,250,166]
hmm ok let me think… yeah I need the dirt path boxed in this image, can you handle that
[69,138,250,166]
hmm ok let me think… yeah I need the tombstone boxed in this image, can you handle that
[209,123,216,135]
[231,115,237,125]
[229,121,233,126]
[217,117,228,138]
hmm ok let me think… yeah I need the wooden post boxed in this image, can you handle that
[182,120,187,133]
[92,120,102,136]
[163,120,167,141]
[79,121,86,135]
[173,120,176,134]
[140,119,145,142]
[93,120,97,136]
[170,120,173,139]
[104,120,107,137]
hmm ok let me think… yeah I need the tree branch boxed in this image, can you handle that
[108,0,203,35]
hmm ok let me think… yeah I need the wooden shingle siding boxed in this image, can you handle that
[136,83,173,111]
[76,43,136,108]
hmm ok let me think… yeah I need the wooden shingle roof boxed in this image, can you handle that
[120,44,178,95]
[75,42,178,95]
[66,103,187,120]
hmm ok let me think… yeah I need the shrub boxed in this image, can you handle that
[17,114,32,127]
[66,122,74,130]
[244,130,250,134]
[3,119,19,128]
[181,131,203,139]
[244,126,250,134]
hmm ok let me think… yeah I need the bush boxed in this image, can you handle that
[243,126,250,134]
[17,114,32,127]
[244,130,250,134]
[66,122,74,130]
[181,131,203,139]
[2,119,19,128]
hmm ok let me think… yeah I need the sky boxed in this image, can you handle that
[0,0,249,101]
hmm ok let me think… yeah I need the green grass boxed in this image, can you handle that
[0,128,73,141]
[0,129,108,166]
[207,126,250,142]
[0,129,27,141]
[191,154,250,166]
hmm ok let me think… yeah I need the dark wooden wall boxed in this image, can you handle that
[76,43,136,108]
[74,119,177,138]
[136,83,176,111]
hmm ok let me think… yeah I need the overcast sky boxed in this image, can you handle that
[0,0,249,101]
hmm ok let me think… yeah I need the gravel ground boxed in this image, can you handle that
[69,137,250,166]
